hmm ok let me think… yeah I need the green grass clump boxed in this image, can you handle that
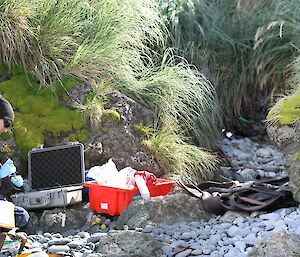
[0,0,221,181]
[133,124,151,138]
[143,126,216,183]
[0,0,164,86]
[0,130,14,140]
[121,52,221,148]
[102,110,121,123]
[267,87,300,125]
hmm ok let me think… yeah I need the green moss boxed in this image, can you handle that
[69,129,88,142]
[293,151,300,161]
[14,114,45,158]
[102,109,121,122]
[133,124,150,137]
[0,130,14,140]
[0,72,87,158]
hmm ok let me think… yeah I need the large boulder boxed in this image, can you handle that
[267,123,300,202]
[115,188,212,229]
[83,92,160,174]
[249,231,300,257]
[46,90,161,176]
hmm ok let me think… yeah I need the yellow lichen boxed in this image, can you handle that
[293,151,300,161]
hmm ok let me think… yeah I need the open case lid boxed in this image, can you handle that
[28,143,85,190]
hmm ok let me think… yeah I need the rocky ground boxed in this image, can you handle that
[1,136,300,257]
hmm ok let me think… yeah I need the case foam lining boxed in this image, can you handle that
[29,145,83,190]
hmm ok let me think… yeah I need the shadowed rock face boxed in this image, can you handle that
[267,123,300,202]
[83,92,161,175]
[249,232,300,257]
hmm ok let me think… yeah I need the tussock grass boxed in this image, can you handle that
[120,51,222,148]
[158,0,300,118]
[0,0,221,180]
[143,125,216,183]
[0,0,164,85]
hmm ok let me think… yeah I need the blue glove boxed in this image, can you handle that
[10,174,24,188]
[0,158,16,178]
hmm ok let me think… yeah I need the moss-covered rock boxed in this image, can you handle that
[0,70,87,159]
[267,88,300,202]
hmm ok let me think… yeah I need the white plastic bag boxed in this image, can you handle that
[87,159,133,189]
[119,167,136,189]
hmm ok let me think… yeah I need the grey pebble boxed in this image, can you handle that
[47,245,70,253]
[86,233,107,243]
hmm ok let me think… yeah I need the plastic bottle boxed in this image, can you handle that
[135,175,150,199]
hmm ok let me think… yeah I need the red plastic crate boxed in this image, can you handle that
[83,179,176,216]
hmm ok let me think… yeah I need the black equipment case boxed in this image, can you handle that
[11,143,85,210]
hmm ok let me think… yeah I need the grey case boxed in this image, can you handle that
[12,143,85,210]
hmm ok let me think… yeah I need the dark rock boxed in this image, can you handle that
[25,202,91,234]
[267,123,300,202]
[115,189,212,230]
[0,138,26,177]
[82,92,161,175]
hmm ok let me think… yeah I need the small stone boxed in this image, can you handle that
[191,249,202,255]
[179,231,197,240]
[202,248,212,255]
[47,238,72,246]
[77,232,90,238]
[86,233,107,243]
[47,245,70,253]
[43,233,52,238]
[161,245,173,255]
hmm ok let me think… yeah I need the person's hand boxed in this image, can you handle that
[10,174,23,188]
